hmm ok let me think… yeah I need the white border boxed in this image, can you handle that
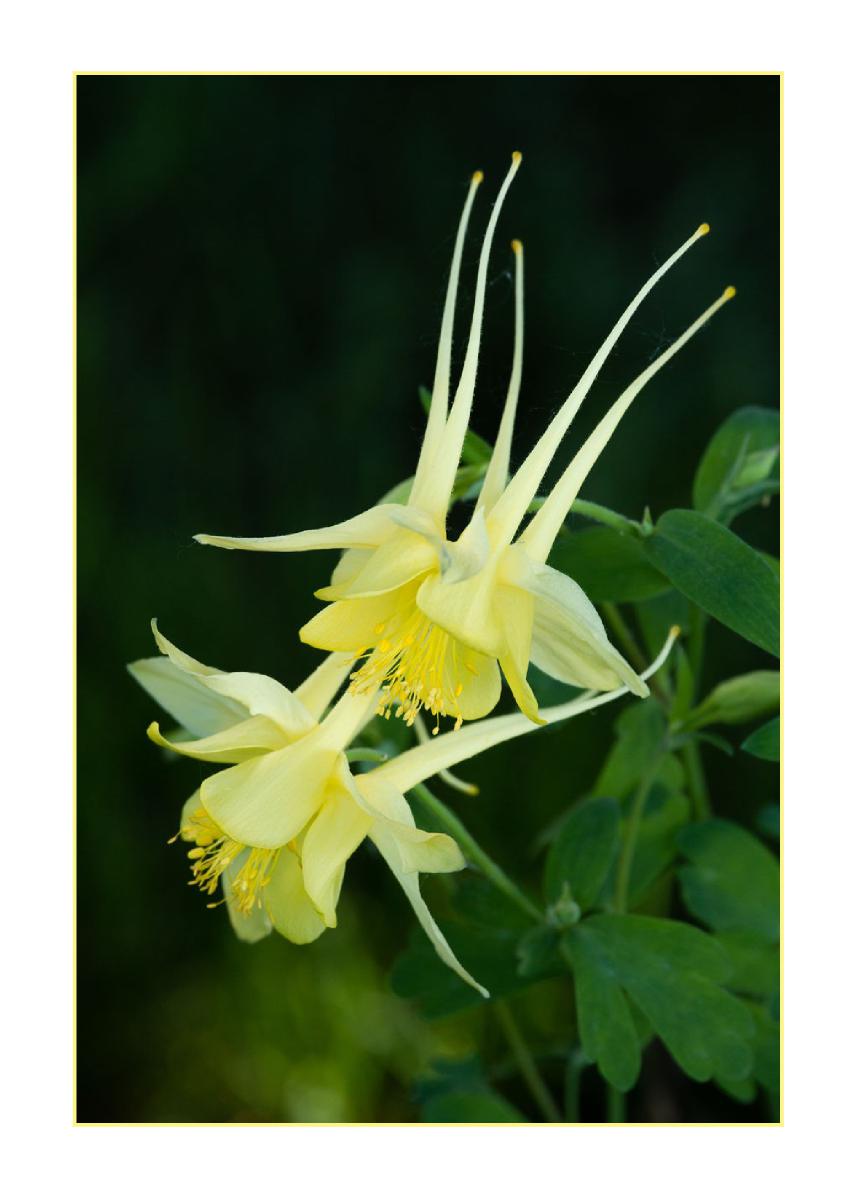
[3,0,851,1190]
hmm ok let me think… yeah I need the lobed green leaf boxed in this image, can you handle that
[644,509,779,657]
[677,820,780,942]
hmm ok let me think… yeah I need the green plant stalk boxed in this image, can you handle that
[564,1047,585,1122]
[528,495,641,537]
[607,1085,627,1122]
[601,602,648,673]
[613,761,662,914]
[495,1000,562,1123]
[410,783,542,923]
[601,602,670,705]
[682,740,712,820]
[683,604,712,819]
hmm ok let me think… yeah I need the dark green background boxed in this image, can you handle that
[77,74,779,1122]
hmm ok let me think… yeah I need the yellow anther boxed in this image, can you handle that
[696,222,711,237]
[511,150,522,164]
[723,285,737,301]
[472,169,484,185]
[511,238,522,254]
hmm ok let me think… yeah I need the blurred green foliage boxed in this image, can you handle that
[77,74,778,1122]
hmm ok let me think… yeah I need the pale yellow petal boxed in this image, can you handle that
[502,547,646,695]
[452,649,502,721]
[200,671,316,737]
[416,567,503,658]
[300,773,371,924]
[293,652,354,720]
[128,656,247,739]
[300,591,403,652]
[369,814,487,996]
[316,687,383,750]
[493,584,543,725]
[263,847,327,945]
[315,530,436,601]
[194,503,407,553]
[331,548,373,588]
[357,774,465,875]
[200,735,341,848]
[222,854,274,943]
[151,620,222,676]
[147,715,289,764]
[439,507,491,585]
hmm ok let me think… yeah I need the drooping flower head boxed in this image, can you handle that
[130,621,677,990]
[196,156,732,728]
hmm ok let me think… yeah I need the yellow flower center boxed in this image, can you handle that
[348,606,478,733]
[178,806,282,916]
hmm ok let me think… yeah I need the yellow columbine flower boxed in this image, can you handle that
[196,155,732,727]
[129,622,482,991]
[130,622,677,991]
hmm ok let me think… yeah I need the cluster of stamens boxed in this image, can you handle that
[172,805,280,916]
[348,606,478,733]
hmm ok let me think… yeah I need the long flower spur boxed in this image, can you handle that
[196,155,731,730]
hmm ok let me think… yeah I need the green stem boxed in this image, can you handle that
[607,1085,627,1122]
[345,747,388,764]
[687,606,708,693]
[410,783,542,923]
[495,1001,562,1123]
[527,495,641,537]
[683,605,712,818]
[601,603,670,705]
[613,761,661,914]
[570,499,641,536]
[564,1047,585,1122]
[682,740,712,820]
[601,602,648,674]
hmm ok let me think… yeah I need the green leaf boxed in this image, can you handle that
[422,1089,525,1122]
[419,386,492,466]
[450,873,534,933]
[670,645,695,725]
[544,797,621,912]
[563,928,641,1092]
[678,820,779,942]
[756,804,780,841]
[390,921,522,1017]
[548,526,670,603]
[516,925,565,980]
[566,915,755,1085]
[715,932,780,998]
[742,717,780,762]
[644,509,779,657]
[746,1003,780,1097]
[593,702,667,800]
[636,590,692,661]
[623,786,691,907]
[693,407,779,522]
[685,672,780,730]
